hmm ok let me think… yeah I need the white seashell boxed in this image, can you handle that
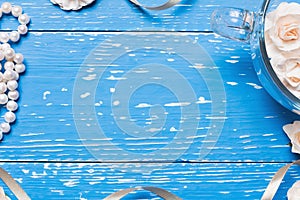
[283,121,300,154]
[50,0,95,11]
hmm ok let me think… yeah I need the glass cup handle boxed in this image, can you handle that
[211,7,255,42]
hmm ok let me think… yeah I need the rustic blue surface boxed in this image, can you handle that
[0,0,299,199]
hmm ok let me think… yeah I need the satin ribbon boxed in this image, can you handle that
[104,186,182,200]
[129,0,181,10]
[261,160,300,200]
[0,167,31,200]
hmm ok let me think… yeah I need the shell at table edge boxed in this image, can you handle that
[50,0,95,10]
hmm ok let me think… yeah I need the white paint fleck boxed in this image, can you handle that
[80,92,91,99]
[43,91,51,100]
[167,58,175,62]
[95,101,103,107]
[63,180,79,187]
[135,103,152,108]
[82,74,97,81]
[196,97,212,104]
[110,88,116,93]
[46,103,53,106]
[113,100,120,106]
[240,135,250,139]
[246,83,263,90]
[264,116,276,119]
[106,75,127,81]
[110,70,124,74]
[147,128,162,132]
[164,102,191,107]
[87,68,95,73]
[151,77,162,80]
[227,82,238,86]
[225,60,239,64]
[61,88,68,92]
[170,127,178,132]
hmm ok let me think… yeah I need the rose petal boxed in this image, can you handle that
[288,181,300,200]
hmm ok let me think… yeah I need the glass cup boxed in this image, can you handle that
[211,0,300,114]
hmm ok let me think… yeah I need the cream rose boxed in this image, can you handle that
[288,181,300,200]
[265,2,300,57]
[283,121,300,154]
[270,56,300,97]
[265,2,300,99]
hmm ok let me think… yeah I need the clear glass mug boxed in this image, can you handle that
[211,0,300,114]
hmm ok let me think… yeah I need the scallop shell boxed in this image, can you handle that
[50,0,95,11]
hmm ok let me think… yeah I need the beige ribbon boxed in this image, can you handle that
[261,160,300,200]
[129,0,181,10]
[0,167,31,200]
[104,186,182,200]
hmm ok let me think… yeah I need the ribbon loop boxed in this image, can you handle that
[129,0,180,10]
[104,186,182,200]
[261,160,300,200]
[0,168,31,200]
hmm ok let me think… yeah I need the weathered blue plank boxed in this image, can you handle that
[0,162,297,200]
[0,0,259,31]
[0,32,296,162]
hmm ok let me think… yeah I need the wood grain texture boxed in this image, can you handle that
[0,0,298,199]
[1,0,259,31]
[0,162,298,200]
[0,32,297,163]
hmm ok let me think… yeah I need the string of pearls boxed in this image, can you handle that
[0,2,29,140]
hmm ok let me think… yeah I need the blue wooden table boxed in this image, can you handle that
[1,0,300,199]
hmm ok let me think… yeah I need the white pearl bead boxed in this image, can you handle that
[13,71,19,80]
[4,111,15,123]
[11,6,22,17]
[0,122,10,133]
[8,90,19,100]
[14,53,23,64]
[7,80,18,91]
[1,43,10,50]
[18,14,30,25]
[17,25,28,35]
[6,100,18,111]
[4,61,14,70]
[4,69,16,80]
[1,2,12,14]
[0,51,4,61]
[14,63,25,73]
[0,73,4,82]
[0,82,7,93]
[0,9,2,18]
[9,31,20,43]
[0,131,3,140]
[5,48,15,60]
[0,94,8,104]
[0,32,9,43]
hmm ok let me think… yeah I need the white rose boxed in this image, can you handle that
[265,2,300,57]
[283,121,300,154]
[288,181,300,200]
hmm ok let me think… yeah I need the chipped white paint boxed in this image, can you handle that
[164,102,191,107]
[135,103,152,108]
[227,82,238,86]
[43,91,51,100]
[80,92,91,99]
[246,83,263,90]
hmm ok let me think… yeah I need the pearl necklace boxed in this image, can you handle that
[0,2,29,140]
